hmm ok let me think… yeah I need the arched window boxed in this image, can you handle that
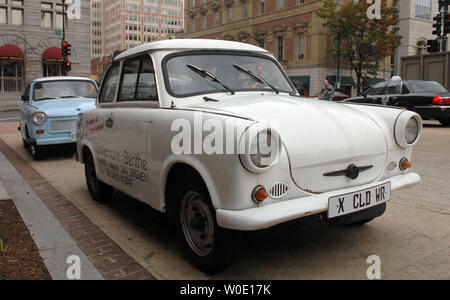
[0,44,25,94]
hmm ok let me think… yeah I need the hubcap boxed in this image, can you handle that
[180,191,215,257]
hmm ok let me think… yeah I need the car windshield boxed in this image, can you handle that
[33,80,97,101]
[164,52,295,97]
[408,81,448,93]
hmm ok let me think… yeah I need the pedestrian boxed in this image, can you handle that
[319,80,335,101]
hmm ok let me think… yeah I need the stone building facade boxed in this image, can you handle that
[0,0,91,107]
[393,0,448,75]
[180,0,393,97]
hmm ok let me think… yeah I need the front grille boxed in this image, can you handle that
[268,182,289,199]
[50,119,76,132]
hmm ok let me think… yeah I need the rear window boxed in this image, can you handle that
[409,81,448,93]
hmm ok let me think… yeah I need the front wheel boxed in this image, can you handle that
[178,187,241,274]
[30,144,43,160]
[84,150,113,203]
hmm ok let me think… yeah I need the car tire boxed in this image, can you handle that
[84,150,113,203]
[176,180,242,274]
[439,118,450,126]
[22,138,30,149]
[30,144,43,160]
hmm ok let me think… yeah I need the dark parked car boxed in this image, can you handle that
[344,80,450,126]
[331,91,349,101]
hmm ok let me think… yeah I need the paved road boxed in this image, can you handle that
[0,120,448,279]
[0,109,19,123]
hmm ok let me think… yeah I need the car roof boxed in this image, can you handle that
[32,76,96,83]
[114,39,269,61]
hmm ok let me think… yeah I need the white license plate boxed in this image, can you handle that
[328,182,391,219]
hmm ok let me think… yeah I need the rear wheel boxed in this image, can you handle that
[176,180,241,274]
[84,150,113,203]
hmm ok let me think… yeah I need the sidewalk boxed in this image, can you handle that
[0,151,103,280]
[0,122,155,280]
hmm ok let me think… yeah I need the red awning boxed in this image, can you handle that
[42,47,62,60]
[0,44,24,58]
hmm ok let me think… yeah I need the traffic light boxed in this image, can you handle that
[444,13,450,35]
[432,13,443,36]
[62,41,72,57]
[62,58,71,72]
[427,39,439,53]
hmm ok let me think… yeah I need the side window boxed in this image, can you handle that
[384,82,401,95]
[136,56,157,101]
[118,57,140,101]
[118,54,158,102]
[99,63,120,103]
[367,82,386,95]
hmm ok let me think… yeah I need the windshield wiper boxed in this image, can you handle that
[233,64,279,94]
[60,95,82,98]
[187,64,235,95]
[36,97,60,101]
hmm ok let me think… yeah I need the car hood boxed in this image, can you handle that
[32,98,96,118]
[186,94,389,193]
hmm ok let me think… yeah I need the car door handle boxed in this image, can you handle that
[105,118,114,128]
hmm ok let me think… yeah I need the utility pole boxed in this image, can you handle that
[336,31,341,91]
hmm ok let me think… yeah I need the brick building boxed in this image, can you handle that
[0,0,91,107]
[180,0,393,97]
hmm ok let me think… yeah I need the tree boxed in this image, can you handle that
[317,0,402,95]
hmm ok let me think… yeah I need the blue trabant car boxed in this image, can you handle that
[20,77,98,160]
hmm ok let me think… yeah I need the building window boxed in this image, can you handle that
[0,7,7,24]
[227,6,232,23]
[0,60,24,94]
[41,3,53,27]
[415,0,431,20]
[43,62,62,77]
[258,38,265,49]
[260,0,265,15]
[297,32,305,60]
[278,0,284,10]
[242,5,247,18]
[277,36,283,61]
[202,14,206,29]
[11,8,23,25]
[214,11,219,25]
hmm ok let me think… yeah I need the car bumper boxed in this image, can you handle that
[414,105,450,120]
[30,134,75,146]
[216,172,421,231]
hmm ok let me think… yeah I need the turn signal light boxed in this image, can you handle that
[252,186,268,203]
[36,129,45,134]
[400,158,412,171]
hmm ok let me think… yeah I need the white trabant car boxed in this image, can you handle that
[76,39,422,273]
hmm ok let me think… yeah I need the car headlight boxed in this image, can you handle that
[394,111,422,148]
[32,111,47,125]
[240,127,281,173]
